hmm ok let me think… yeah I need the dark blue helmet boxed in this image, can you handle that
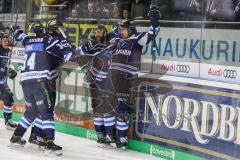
[27,23,44,36]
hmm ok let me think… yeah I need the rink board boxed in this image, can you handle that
[1,57,239,159]
[3,22,240,159]
[134,80,240,160]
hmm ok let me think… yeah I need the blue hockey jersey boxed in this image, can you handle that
[15,33,72,84]
[77,35,115,93]
[110,26,160,75]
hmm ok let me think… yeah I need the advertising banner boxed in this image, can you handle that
[134,79,240,160]
[138,27,240,84]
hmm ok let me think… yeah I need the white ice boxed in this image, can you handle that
[0,119,159,160]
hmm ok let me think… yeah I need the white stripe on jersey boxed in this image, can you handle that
[90,67,107,79]
[49,70,59,79]
[111,63,138,71]
[46,40,59,50]
[92,67,108,75]
[0,79,6,84]
[110,66,136,74]
[18,33,28,41]
[20,70,51,81]
[138,33,148,46]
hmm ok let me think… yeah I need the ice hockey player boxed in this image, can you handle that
[46,20,72,106]
[109,5,161,150]
[0,31,18,129]
[77,24,117,147]
[24,22,47,148]
[27,20,72,148]
[9,23,73,155]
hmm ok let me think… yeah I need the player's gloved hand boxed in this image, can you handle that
[63,51,73,63]
[83,41,104,55]
[7,68,17,79]
[112,25,119,36]
[10,25,23,37]
[148,4,161,28]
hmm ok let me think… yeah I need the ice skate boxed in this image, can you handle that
[44,140,62,156]
[28,133,45,149]
[9,134,26,148]
[118,137,128,151]
[5,119,17,130]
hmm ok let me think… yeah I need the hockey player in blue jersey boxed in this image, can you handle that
[27,20,72,148]
[47,20,72,105]
[9,23,73,155]
[25,22,48,147]
[0,32,18,129]
[110,5,161,150]
[76,25,118,147]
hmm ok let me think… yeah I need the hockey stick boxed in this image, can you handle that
[7,9,18,75]
[0,55,10,59]
[150,0,158,73]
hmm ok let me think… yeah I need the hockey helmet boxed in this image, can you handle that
[27,23,44,36]
[46,20,66,38]
[119,19,137,36]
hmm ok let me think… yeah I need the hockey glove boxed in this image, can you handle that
[10,25,23,37]
[84,41,104,55]
[148,4,161,28]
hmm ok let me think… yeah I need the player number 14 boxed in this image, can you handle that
[22,52,36,70]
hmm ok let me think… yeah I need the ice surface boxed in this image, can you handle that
[0,119,159,160]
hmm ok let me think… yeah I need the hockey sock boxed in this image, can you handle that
[42,120,55,140]
[3,105,12,120]
[14,116,31,137]
[103,116,116,135]
[93,117,106,136]
[116,120,128,138]
[33,118,44,138]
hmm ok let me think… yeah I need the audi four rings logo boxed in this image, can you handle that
[176,65,190,73]
[223,69,237,79]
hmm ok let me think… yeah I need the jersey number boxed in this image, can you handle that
[23,52,36,70]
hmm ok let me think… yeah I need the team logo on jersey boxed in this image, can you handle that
[115,49,132,56]
[28,38,44,43]
[118,39,133,50]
